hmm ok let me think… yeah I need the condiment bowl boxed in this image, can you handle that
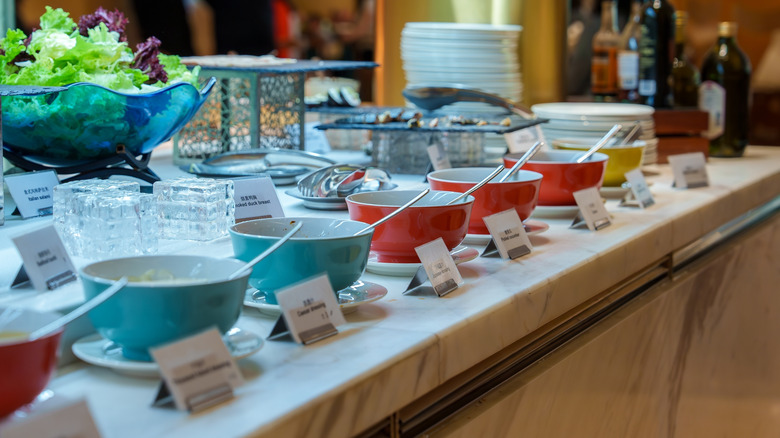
[552,139,645,186]
[0,308,63,418]
[229,217,373,304]
[504,150,608,206]
[427,168,543,235]
[80,255,250,361]
[346,190,474,263]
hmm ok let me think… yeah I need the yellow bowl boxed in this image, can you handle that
[552,139,646,186]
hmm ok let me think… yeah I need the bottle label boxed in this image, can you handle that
[698,80,725,140]
[591,46,618,94]
[638,79,656,96]
[617,51,639,89]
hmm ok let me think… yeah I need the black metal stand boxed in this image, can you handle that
[3,145,161,183]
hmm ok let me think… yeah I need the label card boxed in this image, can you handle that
[233,176,285,222]
[11,225,76,291]
[413,238,463,297]
[572,187,612,231]
[0,398,102,438]
[5,170,59,218]
[427,143,452,171]
[668,152,709,189]
[503,126,540,154]
[272,274,346,344]
[622,168,655,208]
[151,328,244,412]
[303,121,332,154]
[482,209,533,259]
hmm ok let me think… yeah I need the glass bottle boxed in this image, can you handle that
[699,22,752,157]
[638,0,675,108]
[591,1,620,99]
[671,11,700,107]
[617,0,642,102]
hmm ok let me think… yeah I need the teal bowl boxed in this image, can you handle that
[80,255,249,361]
[229,217,373,304]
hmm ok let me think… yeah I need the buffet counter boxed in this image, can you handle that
[1,145,779,437]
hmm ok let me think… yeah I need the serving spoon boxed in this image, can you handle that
[573,124,622,163]
[353,189,430,235]
[499,141,544,182]
[446,165,505,205]
[228,221,303,280]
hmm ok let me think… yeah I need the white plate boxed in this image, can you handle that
[72,328,263,378]
[366,245,480,277]
[244,280,388,317]
[531,102,655,121]
[462,219,550,244]
[285,188,348,210]
[530,205,582,219]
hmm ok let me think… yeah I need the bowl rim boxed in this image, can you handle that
[33,77,213,98]
[229,217,372,242]
[345,189,475,207]
[0,308,64,347]
[505,150,609,164]
[427,167,543,184]
[79,254,249,288]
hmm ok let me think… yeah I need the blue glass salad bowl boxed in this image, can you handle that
[1,77,216,163]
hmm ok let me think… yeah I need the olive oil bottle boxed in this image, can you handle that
[638,0,675,108]
[591,1,620,99]
[699,22,752,157]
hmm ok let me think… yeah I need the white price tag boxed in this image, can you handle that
[0,399,102,438]
[233,177,285,222]
[415,238,463,297]
[427,143,452,170]
[503,127,540,154]
[151,328,244,412]
[668,152,709,189]
[4,170,59,218]
[275,274,346,344]
[11,225,76,291]
[624,168,655,208]
[483,209,533,259]
[573,187,612,231]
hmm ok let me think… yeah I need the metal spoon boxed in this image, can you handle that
[228,222,303,280]
[574,124,623,163]
[353,189,430,235]
[28,277,129,341]
[499,141,543,182]
[446,165,505,205]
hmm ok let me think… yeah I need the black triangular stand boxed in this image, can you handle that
[267,316,295,342]
[569,210,588,229]
[402,266,458,297]
[480,239,500,258]
[152,381,175,409]
[267,314,338,345]
[11,266,30,288]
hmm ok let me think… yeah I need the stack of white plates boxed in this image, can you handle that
[530,102,658,164]
[401,22,523,114]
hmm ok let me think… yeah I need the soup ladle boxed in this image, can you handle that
[353,188,430,235]
[228,221,303,280]
[573,124,623,164]
[499,141,544,182]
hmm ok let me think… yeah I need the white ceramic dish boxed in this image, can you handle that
[72,327,263,378]
[404,22,522,35]
[531,102,654,121]
[366,245,479,277]
[244,280,388,317]
[530,205,582,219]
[461,219,550,245]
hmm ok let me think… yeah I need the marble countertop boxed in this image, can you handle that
[1,146,779,437]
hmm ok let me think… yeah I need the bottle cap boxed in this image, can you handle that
[718,22,738,38]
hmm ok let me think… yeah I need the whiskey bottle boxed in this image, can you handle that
[671,11,700,107]
[591,1,619,99]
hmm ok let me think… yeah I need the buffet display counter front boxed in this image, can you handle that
[1,146,778,437]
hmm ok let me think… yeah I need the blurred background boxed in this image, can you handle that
[7,0,780,142]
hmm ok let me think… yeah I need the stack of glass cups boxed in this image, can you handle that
[154,177,235,241]
[52,179,157,259]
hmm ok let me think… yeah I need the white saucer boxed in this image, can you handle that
[72,327,263,378]
[530,205,581,219]
[366,245,480,277]
[462,219,550,244]
[244,280,388,317]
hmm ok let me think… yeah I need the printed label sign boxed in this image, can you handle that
[233,177,285,222]
[5,170,59,218]
[12,225,76,291]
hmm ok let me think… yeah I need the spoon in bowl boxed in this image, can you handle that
[27,276,129,341]
[573,124,622,164]
[499,141,544,182]
[353,188,430,235]
[446,165,505,205]
[228,221,303,280]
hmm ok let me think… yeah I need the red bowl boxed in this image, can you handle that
[503,150,608,206]
[0,308,63,418]
[345,190,474,263]
[427,168,543,235]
